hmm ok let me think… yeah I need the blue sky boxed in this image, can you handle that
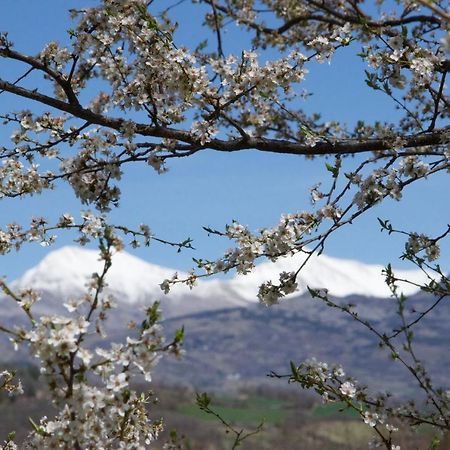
[0,1,449,280]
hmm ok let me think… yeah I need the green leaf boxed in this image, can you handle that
[325,162,338,178]
[377,218,393,233]
[174,326,185,345]
[364,70,380,90]
[401,25,408,38]
[28,417,47,437]
[169,430,179,443]
[134,3,159,30]
[383,81,392,96]
[122,388,131,404]
[7,431,16,441]
[142,301,161,329]
[290,361,298,376]
[196,39,208,51]
[196,392,211,409]
[344,172,354,179]
[428,435,440,450]
[299,124,313,136]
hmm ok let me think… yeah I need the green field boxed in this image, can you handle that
[178,394,290,425]
[311,401,361,420]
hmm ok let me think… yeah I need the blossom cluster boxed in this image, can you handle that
[405,232,440,262]
[24,306,166,449]
[160,213,317,303]
[0,211,163,256]
[287,358,406,450]
[1,237,183,449]
[0,370,23,397]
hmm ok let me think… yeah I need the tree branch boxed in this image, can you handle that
[207,0,442,37]
[0,47,81,107]
[0,78,447,157]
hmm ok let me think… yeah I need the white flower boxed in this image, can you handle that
[257,281,282,305]
[339,381,356,398]
[63,298,82,313]
[364,411,379,427]
[425,244,440,261]
[77,347,93,366]
[191,121,218,145]
[160,279,171,294]
[106,372,128,392]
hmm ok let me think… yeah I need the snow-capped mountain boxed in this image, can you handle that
[12,246,248,318]
[10,246,429,319]
[227,251,427,300]
[15,246,185,304]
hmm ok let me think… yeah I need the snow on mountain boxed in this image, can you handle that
[12,247,247,317]
[15,246,185,304]
[227,251,428,301]
[13,246,428,314]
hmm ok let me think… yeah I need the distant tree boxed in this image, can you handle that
[0,0,449,448]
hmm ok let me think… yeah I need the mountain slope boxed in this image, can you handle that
[157,291,450,394]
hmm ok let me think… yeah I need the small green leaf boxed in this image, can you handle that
[383,81,392,96]
[290,361,298,377]
[196,39,208,51]
[142,301,161,329]
[325,162,338,178]
[196,392,211,409]
[428,435,440,450]
[29,417,47,437]
[174,326,184,344]
[401,25,408,38]
[7,431,16,441]
[122,388,131,403]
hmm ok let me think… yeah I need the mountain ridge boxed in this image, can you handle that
[12,245,428,313]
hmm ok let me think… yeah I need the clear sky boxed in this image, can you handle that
[0,1,449,281]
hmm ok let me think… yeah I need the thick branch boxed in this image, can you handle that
[0,78,196,142]
[278,13,442,33]
[0,78,447,157]
[210,131,448,155]
[0,47,81,107]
